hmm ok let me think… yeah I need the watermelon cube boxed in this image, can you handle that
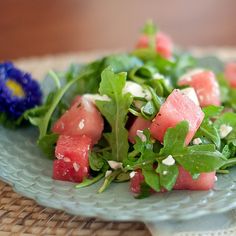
[173,166,216,190]
[178,70,221,107]
[150,89,204,145]
[130,167,216,194]
[225,62,236,88]
[128,117,151,143]
[136,32,173,59]
[53,135,92,183]
[130,170,145,194]
[52,96,104,144]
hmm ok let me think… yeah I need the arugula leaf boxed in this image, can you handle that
[160,121,189,155]
[134,183,152,199]
[196,120,221,149]
[156,163,179,191]
[195,106,222,149]
[75,173,104,189]
[104,54,143,73]
[38,133,59,159]
[142,168,160,192]
[202,105,224,119]
[160,121,226,175]
[96,68,133,162]
[214,112,236,144]
[89,152,106,172]
[175,145,226,174]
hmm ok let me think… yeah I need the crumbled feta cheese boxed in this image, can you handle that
[123,81,151,100]
[181,87,200,106]
[162,155,175,166]
[129,171,136,178]
[193,138,202,145]
[63,157,71,162]
[108,160,123,170]
[219,124,233,138]
[78,119,85,130]
[105,170,112,178]
[73,162,80,172]
[215,176,218,182]
[57,153,64,160]
[179,68,205,82]
[136,130,147,142]
[163,170,168,175]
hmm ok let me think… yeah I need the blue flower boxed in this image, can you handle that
[0,61,42,119]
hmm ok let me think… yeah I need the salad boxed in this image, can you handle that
[1,21,236,199]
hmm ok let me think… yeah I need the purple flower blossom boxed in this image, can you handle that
[0,61,42,119]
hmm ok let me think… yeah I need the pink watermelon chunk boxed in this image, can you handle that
[225,62,236,88]
[173,166,216,190]
[136,32,173,59]
[130,167,216,194]
[130,170,145,194]
[53,135,92,182]
[52,96,104,144]
[128,117,152,143]
[178,70,221,107]
[150,89,204,145]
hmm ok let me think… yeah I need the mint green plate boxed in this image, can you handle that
[1,125,236,222]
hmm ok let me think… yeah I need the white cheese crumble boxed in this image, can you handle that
[73,162,80,172]
[129,171,136,179]
[105,170,112,178]
[136,130,147,142]
[107,160,123,170]
[56,153,64,160]
[193,138,202,145]
[63,157,71,162]
[123,81,151,100]
[219,124,233,138]
[78,119,85,130]
[181,87,200,106]
[163,170,168,175]
[162,155,175,166]
[215,176,218,182]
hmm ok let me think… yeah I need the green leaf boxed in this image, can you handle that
[142,168,160,192]
[38,133,59,159]
[195,105,222,148]
[98,169,122,193]
[89,152,106,171]
[104,54,143,73]
[156,164,179,191]
[114,172,130,183]
[214,113,236,144]
[75,173,104,189]
[175,145,226,174]
[197,120,221,149]
[134,183,152,199]
[160,122,226,175]
[142,20,157,36]
[160,121,189,155]
[96,68,133,162]
[202,105,224,119]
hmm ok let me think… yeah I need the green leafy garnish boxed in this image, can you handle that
[96,68,133,162]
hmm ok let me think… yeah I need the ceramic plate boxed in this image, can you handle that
[1,125,236,222]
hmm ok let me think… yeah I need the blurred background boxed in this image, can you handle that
[1,0,236,60]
